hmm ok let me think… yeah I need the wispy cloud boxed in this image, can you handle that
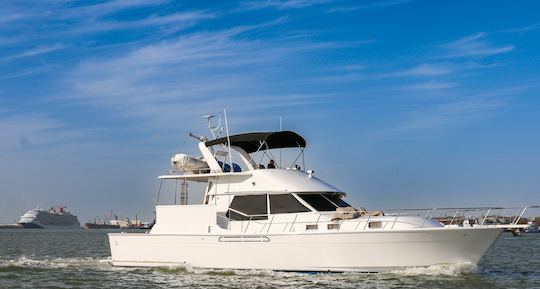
[0,13,25,23]
[374,81,540,139]
[60,22,349,132]
[327,0,411,13]
[397,63,452,76]
[0,65,55,80]
[396,98,507,132]
[237,0,330,11]
[0,113,73,153]
[4,43,65,60]
[440,32,514,58]
[58,0,170,20]
[498,21,540,35]
[0,0,166,28]
[68,11,213,34]
[400,81,457,92]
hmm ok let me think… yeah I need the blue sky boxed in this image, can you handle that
[1,0,539,223]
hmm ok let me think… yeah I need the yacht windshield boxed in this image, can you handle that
[227,195,268,220]
[269,194,311,214]
[298,193,352,211]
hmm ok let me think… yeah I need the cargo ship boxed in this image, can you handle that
[85,215,121,229]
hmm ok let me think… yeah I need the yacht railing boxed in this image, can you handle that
[218,206,539,234]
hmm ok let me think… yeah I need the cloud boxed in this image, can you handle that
[4,43,64,60]
[400,81,456,92]
[327,0,411,13]
[0,0,164,27]
[68,11,214,34]
[398,64,451,76]
[440,32,514,58]
[60,22,347,134]
[499,21,540,35]
[0,13,25,23]
[396,98,507,132]
[374,81,540,138]
[0,114,68,152]
[237,0,330,11]
[55,0,170,20]
[0,65,55,79]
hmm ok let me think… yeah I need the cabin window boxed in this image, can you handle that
[227,195,268,221]
[269,194,311,214]
[298,193,338,211]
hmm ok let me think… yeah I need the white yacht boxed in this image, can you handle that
[108,118,524,272]
[18,206,80,229]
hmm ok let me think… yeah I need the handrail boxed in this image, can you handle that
[218,206,539,233]
[224,206,539,220]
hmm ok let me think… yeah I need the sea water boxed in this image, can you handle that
[0,230,539,289]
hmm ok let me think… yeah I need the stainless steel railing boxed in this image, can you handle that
[217,206,539,234]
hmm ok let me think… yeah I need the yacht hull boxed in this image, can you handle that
[108,227,502,272]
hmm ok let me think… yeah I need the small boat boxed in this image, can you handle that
[108,116,529,272]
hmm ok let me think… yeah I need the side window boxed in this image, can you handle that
[324,194,352,208]
[269,194,311,214]
[227,195,268,220]
[298,194,338,211]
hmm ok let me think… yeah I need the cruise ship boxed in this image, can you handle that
[18,206,81,229]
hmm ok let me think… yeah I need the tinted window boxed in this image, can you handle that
[298,194,337,211]
[324,194,352,208]
[269,194,311,214]
[228,195,267,220]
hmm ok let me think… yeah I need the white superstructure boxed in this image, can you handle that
[18,206,80,229]
[108,117,525,272]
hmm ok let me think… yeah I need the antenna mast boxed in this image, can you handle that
[279,115,283,167]
[204,114,223,140]
[223,109,233,171]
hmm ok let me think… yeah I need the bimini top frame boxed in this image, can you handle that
[205,131,306,153]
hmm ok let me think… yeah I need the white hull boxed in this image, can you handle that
[109,227,502,272]
[18,207,81,229]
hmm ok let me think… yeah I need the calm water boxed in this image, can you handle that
[0,230,539,289]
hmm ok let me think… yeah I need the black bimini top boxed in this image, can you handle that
[205,131,306,153]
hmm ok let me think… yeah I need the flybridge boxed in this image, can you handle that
[204,131,306,153]
[155,112,322,206]
[165,131,308,176]
[166,113,309,176]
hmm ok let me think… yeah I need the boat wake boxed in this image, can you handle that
[389,262,476,276]
[1,256,476,279]
[153,264,476,277]
[0,256,118,271]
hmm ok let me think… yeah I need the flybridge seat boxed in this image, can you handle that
[205,131,306,153]
[217,161,242,172]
